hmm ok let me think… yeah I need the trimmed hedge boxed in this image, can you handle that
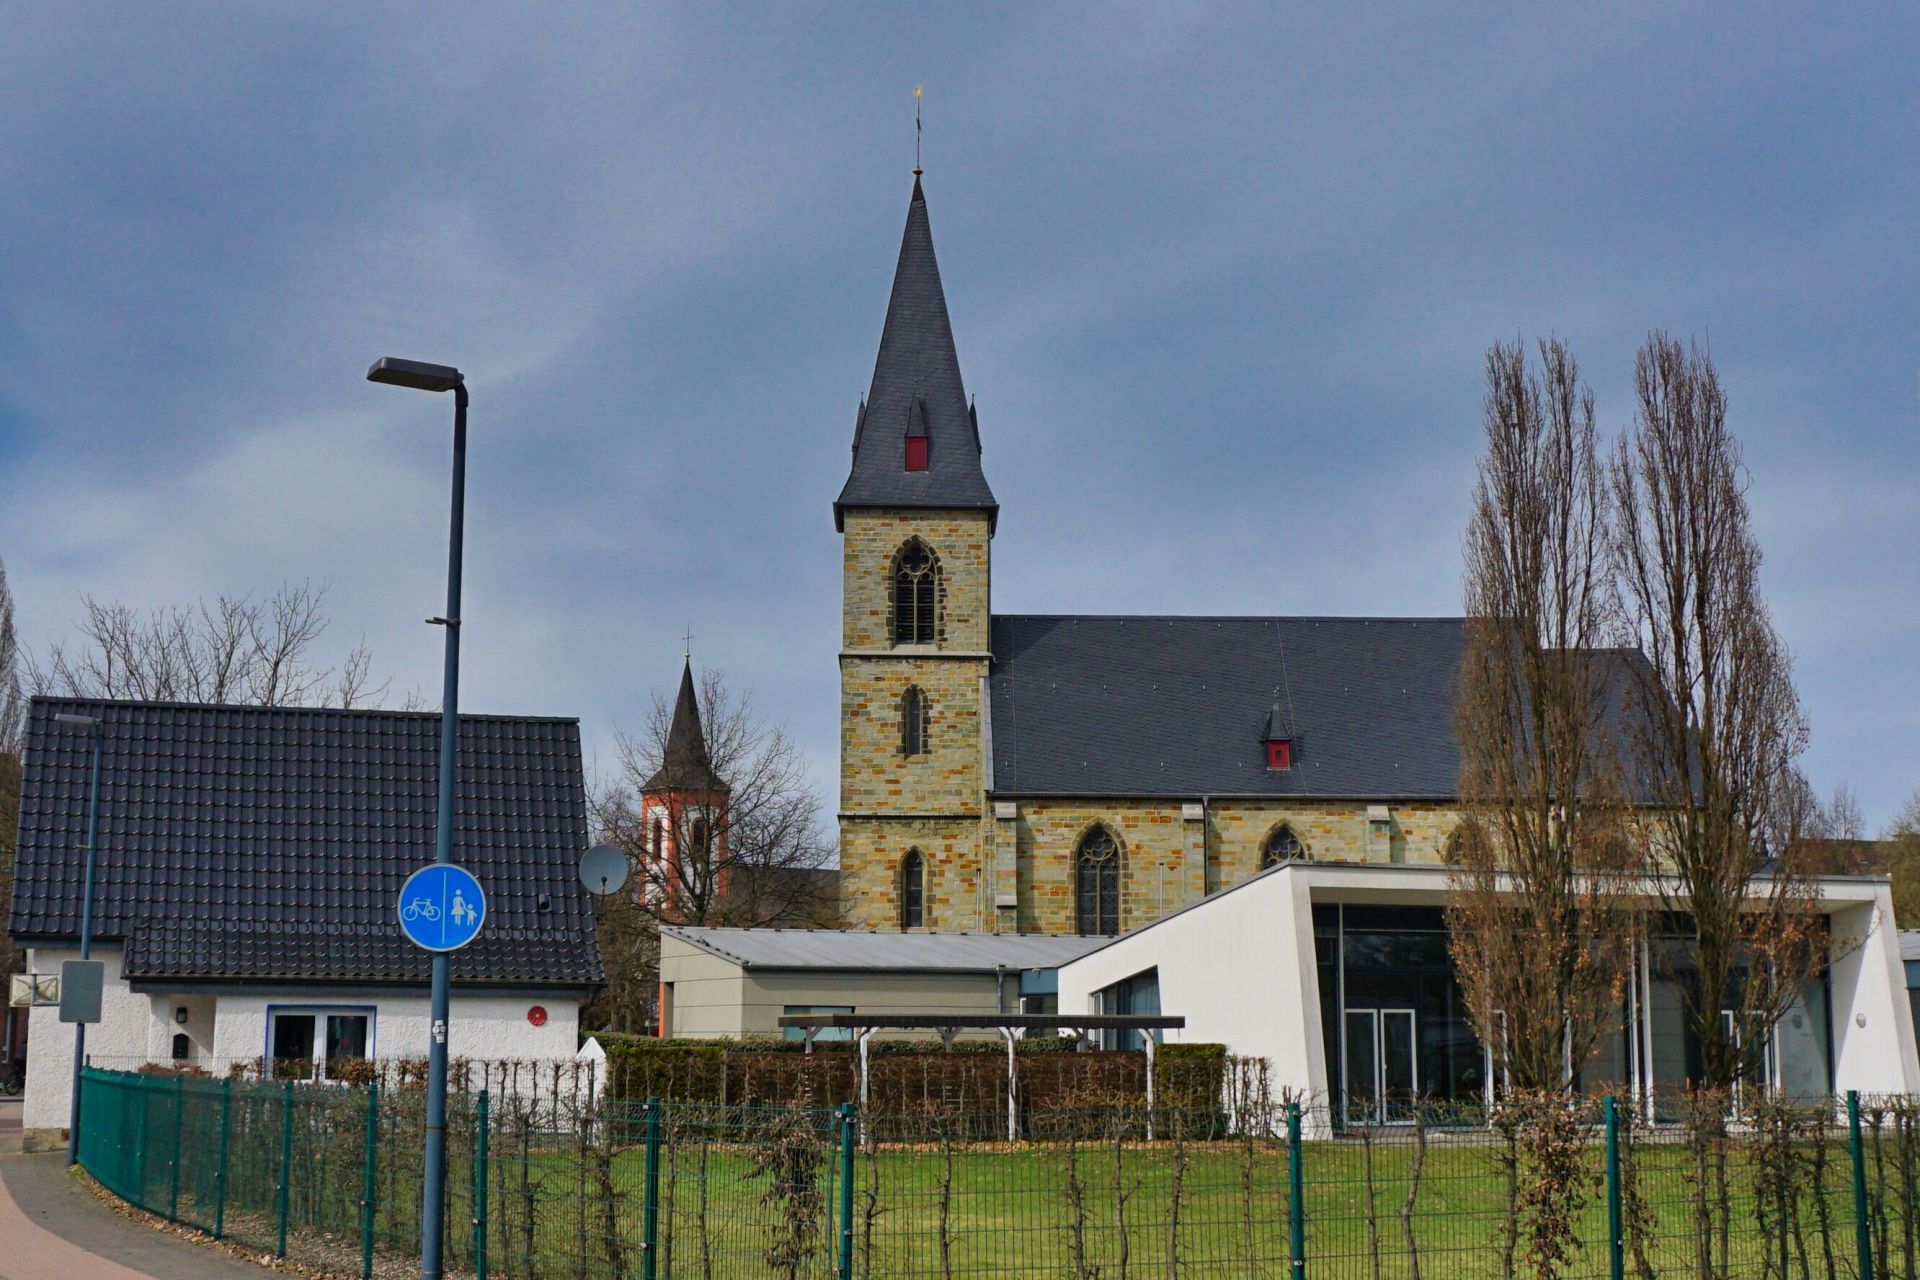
[597,1032,1231,1129]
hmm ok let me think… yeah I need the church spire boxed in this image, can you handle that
[643,658,728,794]
[834,176,997,532]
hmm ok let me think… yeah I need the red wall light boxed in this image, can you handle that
[527,1005,548,1027]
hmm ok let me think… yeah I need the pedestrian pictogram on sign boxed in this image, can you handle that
[398,864,488,952]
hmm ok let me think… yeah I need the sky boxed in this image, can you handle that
[1,5,1915,829]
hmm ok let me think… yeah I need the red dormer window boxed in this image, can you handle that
[1266,739,1292,770]
[905,436,929,471]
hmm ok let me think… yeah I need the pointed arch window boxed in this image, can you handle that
[901,849,925,929]
[1261,824,1303,869]
[892,540,939,645]
[1075,826,1122,936]
[900,685,930,756]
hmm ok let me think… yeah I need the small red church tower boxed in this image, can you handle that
[639,659,730,923]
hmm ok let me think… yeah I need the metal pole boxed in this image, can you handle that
[641,1096,662,1280]
[838,1102,855,1280]
[473,1089,489,1280]
[419,381,468,1280]
[1286,1101,1305,1278]
[277,1079,295,1258]
[213,1076,233,1239]
[67,724,103,1166]
[1604,1095,1623,1280]
[1850,1091,1876,1280]
[361,1083,380,1280]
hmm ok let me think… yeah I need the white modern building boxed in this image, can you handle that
[1056,859,1918,1118]
[8,698,604,1150]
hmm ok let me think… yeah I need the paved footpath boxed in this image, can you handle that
[0,1099,271,1280]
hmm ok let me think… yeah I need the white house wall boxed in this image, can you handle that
[1827,888,1920,1095]
[1056,865,1328,1097]
[210,990,581,1064]
[20,944,146,1136]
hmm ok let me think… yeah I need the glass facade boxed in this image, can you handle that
[1313,902,1835,1121]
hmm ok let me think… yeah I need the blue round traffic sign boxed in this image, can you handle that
[397,864,487,952]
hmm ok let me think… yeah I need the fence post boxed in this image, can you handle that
[1604,1095,1623,1280]
[1850,1091,1876,1280]
[167,1074,185,1222]
[276,1079,294,1259]
[213,1076,233,1240]
[1286,1101,1305,1278]
[838,1102,855,1280]
[360,1083,379,1280]
[641,1096,662,1280]
[474,1089,489,1280]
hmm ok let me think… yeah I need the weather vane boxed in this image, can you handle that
[914,84,923,175]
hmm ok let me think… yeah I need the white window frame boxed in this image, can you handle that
[265,1004,377,1082]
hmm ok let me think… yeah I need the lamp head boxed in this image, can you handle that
[366,356,464,393]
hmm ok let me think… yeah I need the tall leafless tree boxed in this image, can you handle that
[1447,337,1640,1095]
[0,559,24,982]
[1612,331,1824,1096]
[589,668,836,1031]
[31,580,386,708]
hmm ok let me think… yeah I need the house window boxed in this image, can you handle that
[905,436,929,471]
[1262,824,1303,868]
[268,1006,373,1082]
[1095,967,1161,1050]
[783,1005,854,1043]
[1266,739,1292,770]
[171,1033,191,1062]
[900,686,929,755]
[901,849,925,929]
[1075,826,1122,936]
[891,541,939,645]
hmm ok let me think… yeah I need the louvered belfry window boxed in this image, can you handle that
[892,541,938,645]
[1075,827,1121,936]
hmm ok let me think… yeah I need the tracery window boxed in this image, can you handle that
[901,849,925,929]
[892,540,939,645]
[1075,827,1122,936]
[900,685,929,755]
[1261,824,1303,868]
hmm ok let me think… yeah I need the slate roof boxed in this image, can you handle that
[9,697,603,989]
[664,926,1106,973]
[642,660,728,794]
[988,615,1469,797]
[834,175,997,531]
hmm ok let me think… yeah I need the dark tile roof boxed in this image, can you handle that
[834,176,998,531]
[9,697,603,989]
[988,615,1469,797]
[642,660,727,794]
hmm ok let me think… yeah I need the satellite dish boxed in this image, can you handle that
[579,844,630,896]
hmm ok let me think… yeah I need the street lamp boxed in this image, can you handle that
[366,355,465,1280]
[53,711,103,1167]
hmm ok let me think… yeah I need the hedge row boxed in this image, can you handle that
[598,1032,1230,1120]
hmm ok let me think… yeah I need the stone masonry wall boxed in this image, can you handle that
[841,510,992,652]
[839,816,990,931]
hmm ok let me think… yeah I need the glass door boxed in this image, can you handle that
[1344,1007,1418,1125]
[1344,1010,1379,1126]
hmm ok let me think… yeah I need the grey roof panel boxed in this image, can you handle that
[10,697,603,988]
[988,615,1468,797]
[664,926,1105,972]
[834,176,997,530]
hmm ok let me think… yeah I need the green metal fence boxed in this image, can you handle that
[76,1066,1920,1279]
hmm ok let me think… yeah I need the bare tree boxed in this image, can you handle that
[1883,787,1920,928]
[1819,783,1866,842]
[1612,331,1825,1097]
[1448,337,1640,1096]
[31,580,387,708]
[0,559,23,981]
[589,668,836,1031]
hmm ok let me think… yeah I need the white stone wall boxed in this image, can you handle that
[20,944,150,1135]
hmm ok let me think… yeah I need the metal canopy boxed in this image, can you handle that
[775,1013,1184,1033]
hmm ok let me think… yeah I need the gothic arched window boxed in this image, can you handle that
[901,849,925,929]
[1261,824,1303,869]
[900,685,929,756]
[892,540,940,645]
[1075,826,1122,936]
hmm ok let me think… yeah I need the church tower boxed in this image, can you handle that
[639,658,730,922]
[835,175,996,933]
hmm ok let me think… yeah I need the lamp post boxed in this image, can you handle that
[366,355,466,1280]
[54,711,103,1167]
